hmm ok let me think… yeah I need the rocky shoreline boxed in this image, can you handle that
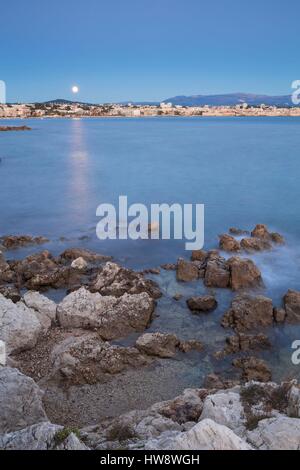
[1,224,300,450]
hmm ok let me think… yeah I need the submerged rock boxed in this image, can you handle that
[186,295,217,312]
[0,235,49,249]
[240,237,272,252]
[224,333,271,355]
[57,287,155,340]
[136,332,179,358]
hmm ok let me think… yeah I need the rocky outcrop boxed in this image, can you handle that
[57,287,154,340]
[0,285,21,303]
[90,262,161,299]
[222,333,271,356]
[0,422,88,450]
[227,257,262,290]
[60,248,111,263]
[50,334,151,384]
[0,294,42,354]
[191,250,207,262]
[219,234,240,252]
[283,289,300,324]
[0,367,47,434]
[251,224,284,245]
[135,333,179,358]
[222,294,273,332]
[0,235,48,249]
[204,254,230,288]
[186,295,217,312]
[233,357,272,382]
[240,237,272,252]
[145,419,252,450]
[246,416,300,450]
[23,291,57,333]
[176,258,199,282]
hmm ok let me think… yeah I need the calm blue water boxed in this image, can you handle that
[1,116,300,384]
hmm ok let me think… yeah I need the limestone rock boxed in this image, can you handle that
[0,367,47,434]
[0,294,42,354]
[23,291,57,332]
[246,416,300,450]
[0,422,88,450]
[57,287,154,340]
[136,332,179,358]
[90,262,161,299]
[71,256,88,271]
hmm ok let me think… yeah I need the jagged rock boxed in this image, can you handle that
[0,235,49,249]
[50,334,151,384]
[176,258,199,282]
[71,256,88,271]
[224,333,271,355]
[0,294,42,354]
[0,252,15,283]
[146,419,252,450]
[227,257,262,290]
[246,416,300,450]
[191,250,207,262]
[23,291,57,333]
[222,294,273,332]
[200,389,246,435]
[233,357,272,382]
[187,295,217,312]
[240,237,272,252]
[90,262,161,299]
[10,250,76,290]
[270,232,285,244]
[178,339,204,353]
[204,255,230,288]
[251,224,271,240]
[283,289,300,323]
[57,287,154,340]
[219,234,240,252]
[0,422,88,450]
[229,228,250,235]
[136,332,179,358]
[273,307,286,323]
[0,285,21,303]
[60,248,111,263]
[287,385,300,418]
[160,263,176,271]
[0,367,47,433]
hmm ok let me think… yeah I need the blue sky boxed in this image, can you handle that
[1,0,299,102]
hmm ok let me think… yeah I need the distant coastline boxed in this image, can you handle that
[1,101,300,119]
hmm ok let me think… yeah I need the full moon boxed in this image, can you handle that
[72,85,79,94]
